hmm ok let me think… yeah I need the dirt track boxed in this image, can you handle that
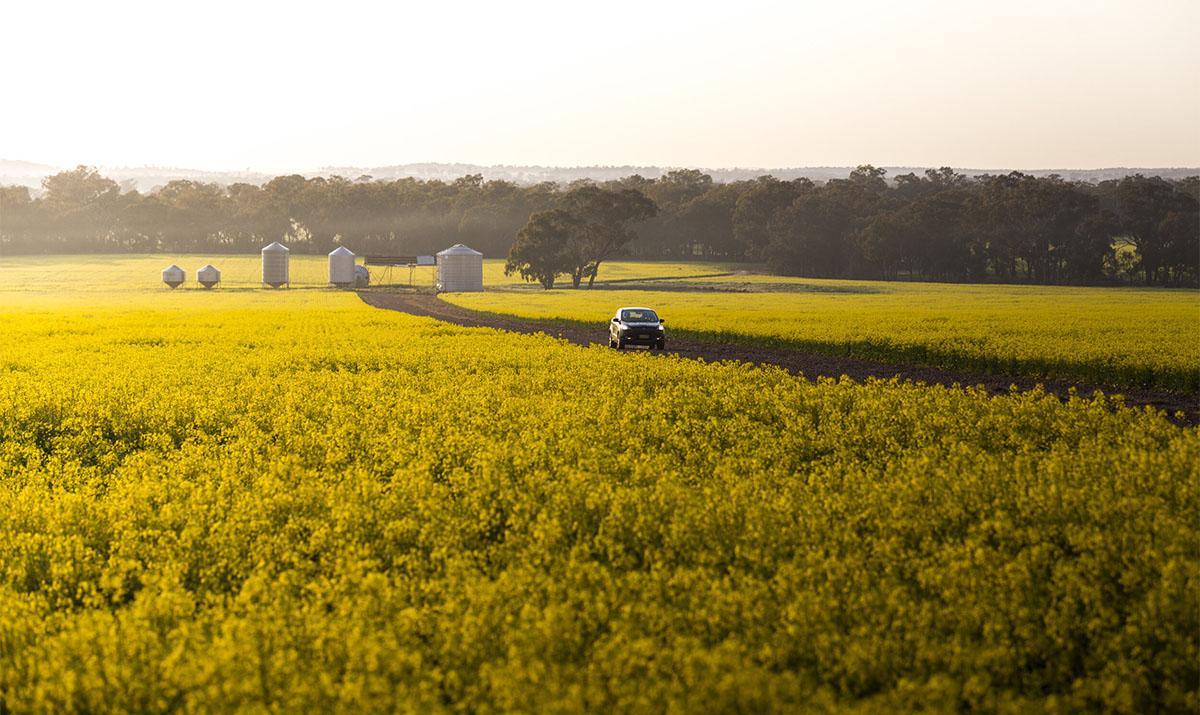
[358,292,1198,425]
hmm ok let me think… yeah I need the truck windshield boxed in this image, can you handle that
[621,309,659,322]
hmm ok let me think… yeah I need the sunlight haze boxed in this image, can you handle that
[4,0,1198,170]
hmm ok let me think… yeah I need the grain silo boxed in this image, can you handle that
[197,264,221,288]
[328,246,356,286]
[162,264,185,288]
[436,244,484,292]
[354,265,370,288]
[262,241,290,288]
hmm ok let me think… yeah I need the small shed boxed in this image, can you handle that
[262,241,290,288]
[328,246,356,287]
[162,264,185,288]
[436,244,483,292]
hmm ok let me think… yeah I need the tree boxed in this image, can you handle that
[150,180,231,251]
[1065,210,1121,283]
[766,190,853,277]
[907,189,976,281]
[0,185,35,252]
[40,166,120,214]
[733,177,811,259]
[3,165,1189,288]
[505,209,584,289]
[1107,175,1199,285]
[767,167,890,278]
[644,169,713,212]
[39,166,125,251]
[1158,208,1200,286]
[671,183,742,259]
[559,186,657,286]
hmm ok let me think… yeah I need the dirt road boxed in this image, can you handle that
[358,292,1198,425]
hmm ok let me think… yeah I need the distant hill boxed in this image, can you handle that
[0,161,277,194]
[2,159,1196,194]
[347,163,1200,185]
[0,160,62,180]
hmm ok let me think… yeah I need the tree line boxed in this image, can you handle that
[2,165,1196,286]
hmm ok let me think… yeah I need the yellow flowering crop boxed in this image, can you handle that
[446,278,1200,393]
[0,265,1196,712]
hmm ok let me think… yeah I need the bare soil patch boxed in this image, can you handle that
[358,291,1198,426]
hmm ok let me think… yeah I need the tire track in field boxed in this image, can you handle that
[358,291,1198,426]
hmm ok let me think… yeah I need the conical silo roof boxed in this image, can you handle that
[437,243,482,256]
[262,241,290,253]
[329,246,354,257]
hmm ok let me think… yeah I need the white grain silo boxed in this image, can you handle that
[262,241,290,288]
[162,264,185,288]
[436,244,484,292]
[354,265,370,288]
[328,246,356,287]
[197,264,221,289]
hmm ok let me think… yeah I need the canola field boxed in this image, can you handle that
[0,254,719,295]
[0,256,1197,712]
[446,276,1200,394]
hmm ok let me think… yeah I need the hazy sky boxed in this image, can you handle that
[4,0,1198,171]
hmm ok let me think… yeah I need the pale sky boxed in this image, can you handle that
[3,0,1197,171]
